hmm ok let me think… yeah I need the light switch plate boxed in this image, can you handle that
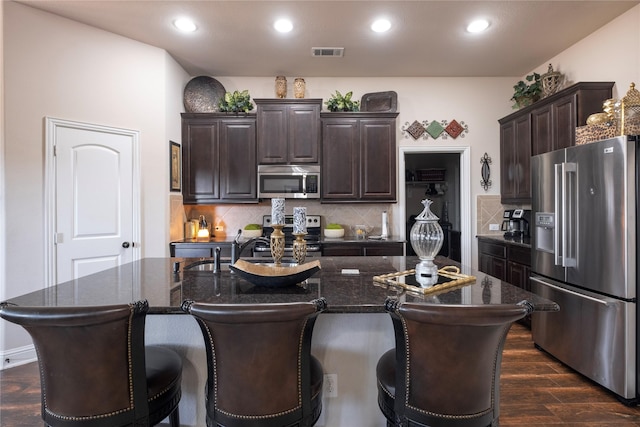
[489,223,500,231]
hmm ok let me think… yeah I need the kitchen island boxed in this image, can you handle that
[3,256,558,427]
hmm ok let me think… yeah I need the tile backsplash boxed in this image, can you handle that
[171,195,530,242]
[476,195,530,235]
[172,199,393,239]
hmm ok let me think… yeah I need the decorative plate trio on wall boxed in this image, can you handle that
[402,119,469,140]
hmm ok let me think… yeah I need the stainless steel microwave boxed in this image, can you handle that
[258,165,320,199]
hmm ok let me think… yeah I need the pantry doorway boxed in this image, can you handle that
[399,146,471,267]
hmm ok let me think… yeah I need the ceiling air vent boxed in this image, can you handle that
[312,47,344,57]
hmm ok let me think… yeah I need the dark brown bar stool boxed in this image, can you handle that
[0,300,182,427]
[182,298,327,427]
[377,297,531,427]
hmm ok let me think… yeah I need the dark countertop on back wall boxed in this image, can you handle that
[171,236,237,244]
[320,237,405,244]
[4,256,556,315]
[170,237,406,245]
[477,234,531,249]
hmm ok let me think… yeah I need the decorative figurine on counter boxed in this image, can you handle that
[270,198,286,264]
[292,206,308,264]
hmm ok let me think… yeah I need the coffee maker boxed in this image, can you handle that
[502,209,531,238]
[501,210,514,235]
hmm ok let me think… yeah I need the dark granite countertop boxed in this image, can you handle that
[320,237,406,244]
[477,234,531,248]
[171,237,237,245]
[4,256,557,314]
[171,237,406,245]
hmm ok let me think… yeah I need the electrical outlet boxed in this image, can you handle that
[324,374,338,398]
[489,223,500,231]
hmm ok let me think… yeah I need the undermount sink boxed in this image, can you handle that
[181,258,299,272]
[184,262,231,272]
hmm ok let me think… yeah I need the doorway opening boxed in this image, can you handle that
[399,146,471,266]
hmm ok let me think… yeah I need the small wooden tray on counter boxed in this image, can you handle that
[373,266,476,296]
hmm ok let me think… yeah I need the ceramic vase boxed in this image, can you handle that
[275,76,287,98]
[409,199,444,287]
[294,78,305,98]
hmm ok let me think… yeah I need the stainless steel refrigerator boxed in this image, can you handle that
[531,135,639,404]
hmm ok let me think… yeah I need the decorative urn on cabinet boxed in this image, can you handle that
[409,199,444,287]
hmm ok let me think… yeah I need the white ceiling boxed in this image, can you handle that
[15,0,640,78]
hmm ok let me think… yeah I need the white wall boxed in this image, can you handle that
[528,5,640,97]
[0,0,6,353]
[2,2,189,355]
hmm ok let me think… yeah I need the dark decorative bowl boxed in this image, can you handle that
[183,76,226,113]
[229,259,321,288]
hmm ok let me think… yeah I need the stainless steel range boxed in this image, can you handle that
[252,215,322,258]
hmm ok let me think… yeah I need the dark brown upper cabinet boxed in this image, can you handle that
[498,82,613,204]
[321,112,398,203]
[255,99,322,164]
[181,113,257,204]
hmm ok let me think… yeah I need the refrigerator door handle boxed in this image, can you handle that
[554,163,563,266]
[562,162,577,268]
[530,277,610,306]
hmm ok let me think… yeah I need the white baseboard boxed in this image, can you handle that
[0,344,36,370]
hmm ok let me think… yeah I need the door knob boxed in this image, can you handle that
[122,242,131,248]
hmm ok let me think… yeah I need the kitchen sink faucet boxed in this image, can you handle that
[230,229,270,265]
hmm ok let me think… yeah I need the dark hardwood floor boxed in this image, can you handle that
[500,323,640,426]
[1,323,640,426]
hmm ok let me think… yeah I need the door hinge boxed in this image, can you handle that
[54,233,63,244]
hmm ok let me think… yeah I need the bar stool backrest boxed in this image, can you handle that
[0,301,152,426]
[386,299,529,426]
[183,298,327,427]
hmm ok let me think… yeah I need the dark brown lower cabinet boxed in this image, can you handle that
[478,237,531,326]
[322,241,405,256]
[506,245,531,292]
[478,239,507,281]
[170,242,233,258]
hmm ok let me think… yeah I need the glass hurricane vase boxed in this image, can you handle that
[410,199,444,287]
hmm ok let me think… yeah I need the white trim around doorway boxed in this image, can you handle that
[399,146,471,267]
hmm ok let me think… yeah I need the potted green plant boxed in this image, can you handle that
[218,90,254,113]
[510,72,541,109]
[325,90,360,112]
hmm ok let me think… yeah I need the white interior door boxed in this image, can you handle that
[46,118,140,284]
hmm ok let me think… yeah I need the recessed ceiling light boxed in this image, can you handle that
[467,19,490,33]
[274,19,293,33]
[371,19,391,33]
[173,17,197,32]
